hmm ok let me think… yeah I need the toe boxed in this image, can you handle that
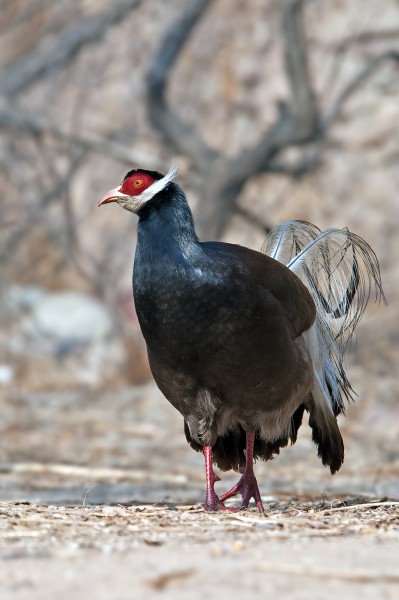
[203,500,238,512]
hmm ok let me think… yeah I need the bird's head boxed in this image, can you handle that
[98,165,178,214]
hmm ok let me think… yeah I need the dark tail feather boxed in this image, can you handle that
[307,399,344,474]
[253,404,306,462]
[213,427,246,472]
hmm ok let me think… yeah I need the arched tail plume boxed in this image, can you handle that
[265,220,385,472]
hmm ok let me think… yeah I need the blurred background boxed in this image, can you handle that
[0,0,398,504]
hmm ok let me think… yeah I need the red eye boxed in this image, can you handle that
[121,172,155,195]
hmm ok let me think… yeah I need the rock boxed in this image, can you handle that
[2,289,125,387]
[0,364,14,386]
[23,291,114,345]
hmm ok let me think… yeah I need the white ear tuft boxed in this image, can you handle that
[164,163,178,181]
[139,163,178,204]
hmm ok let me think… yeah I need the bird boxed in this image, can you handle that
[98,165,385,512]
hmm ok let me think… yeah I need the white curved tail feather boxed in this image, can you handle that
[264,221,385,472]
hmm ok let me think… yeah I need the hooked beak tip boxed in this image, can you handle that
[98,187,124,207]
[97,197,113,207]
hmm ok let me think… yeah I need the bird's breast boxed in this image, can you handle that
[133,253,227,359]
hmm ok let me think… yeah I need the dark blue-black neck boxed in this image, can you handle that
[137,183,199,254]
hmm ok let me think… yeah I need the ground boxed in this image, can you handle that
[0,381,398,599]
[1,500,398,600]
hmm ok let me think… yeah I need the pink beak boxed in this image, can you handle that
[98,187,128,207]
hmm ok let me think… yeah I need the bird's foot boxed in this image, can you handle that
[203,493,238,512]
[203,498,238,512]
[203,470,238,512]
[220,467,265,513]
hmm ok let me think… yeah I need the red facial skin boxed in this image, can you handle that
[120,173,155,195]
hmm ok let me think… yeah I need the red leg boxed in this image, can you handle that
[220,432,265,513]
[203,446,237,512]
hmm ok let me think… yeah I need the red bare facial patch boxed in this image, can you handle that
[120,173,155,196]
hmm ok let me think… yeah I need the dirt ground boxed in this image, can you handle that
[1,499,399,600]
[1,376,398,600]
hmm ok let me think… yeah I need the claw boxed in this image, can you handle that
[220,471,264,513]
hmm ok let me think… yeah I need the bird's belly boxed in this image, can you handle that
[215,396,303,442]
[148,323,312,447]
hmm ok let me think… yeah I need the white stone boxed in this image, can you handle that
[24,292,114,344]
[0,364,14,385]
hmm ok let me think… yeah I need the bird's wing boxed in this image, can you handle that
[202,241,316,339]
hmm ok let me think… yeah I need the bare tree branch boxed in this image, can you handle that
[281,0,318,135]
[0,0,143,97]
[145,0,322,239]
[267,149,322,178]
[324,28,399,52]
[0,148,85,269]
[146,0,218,169]
[3,0,397,254]
[196,0,322,240]
[0,109,163,169]
[149,1,399,240]
[234,205,271,236]
[322,50,399,132]
[196,106,296,238]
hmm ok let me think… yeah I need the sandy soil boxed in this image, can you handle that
[1,499,399,600]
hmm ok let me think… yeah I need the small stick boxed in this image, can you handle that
[320,501,399,514]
